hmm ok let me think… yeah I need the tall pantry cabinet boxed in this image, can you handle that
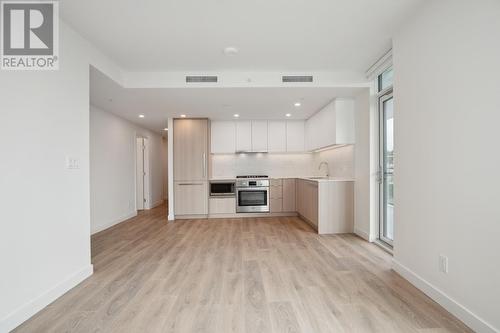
[173,119,209,217]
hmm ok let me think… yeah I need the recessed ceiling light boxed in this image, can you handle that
[180,114,186,118]
[138,114,145,118]
[294,102,301,107]
[163,128,168,131]
[223,46,239,56]
[233,114,240,118]
[286,113,291,117]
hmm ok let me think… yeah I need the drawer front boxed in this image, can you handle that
[209,197,236,214]
[270,178,283,187]
[174,181,208,215]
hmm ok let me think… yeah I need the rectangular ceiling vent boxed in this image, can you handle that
[186,75,218,83]
[282,75,313,83]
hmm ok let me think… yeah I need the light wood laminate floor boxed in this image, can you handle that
[14,205,472,333]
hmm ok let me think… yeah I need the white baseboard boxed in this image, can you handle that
[392,260,498,333]
[91,211,137,235]
[0,265,93,333]
[354,227,376,242]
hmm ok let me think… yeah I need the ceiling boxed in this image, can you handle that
[90,67,367,132]
[62,0,422,72]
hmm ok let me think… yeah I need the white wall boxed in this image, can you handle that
[352,90,374,241]
[90,106,164,234]
[0,21,122,332]
[393,1,500,332]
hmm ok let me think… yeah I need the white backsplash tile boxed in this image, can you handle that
[312,145,355,178]
[211,145,355,179]
[211,153,313,178]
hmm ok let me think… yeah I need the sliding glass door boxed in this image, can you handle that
[379,92,394,245]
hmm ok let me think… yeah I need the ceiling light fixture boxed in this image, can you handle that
[294,102,301,107]
[138,114,145,118]
[163,128,168,131]
[180,114,186,118]
[233,114,240,118]
[286,113,291,117]
[223,46,239,56]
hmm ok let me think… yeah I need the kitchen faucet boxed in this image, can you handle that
[318,161,330,177]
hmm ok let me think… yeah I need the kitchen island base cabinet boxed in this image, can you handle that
[317,181,354,234]
[296,179,353,234]
[296,180,318,228]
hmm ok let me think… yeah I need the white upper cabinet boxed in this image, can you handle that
[286,121,305,152]
[251,121,268,152]
[211,119,308,154]
[236,121,252,152]
[334,99,355,144]
[268,121,286,152]
[211,121,236,153]
[306,98,355,151]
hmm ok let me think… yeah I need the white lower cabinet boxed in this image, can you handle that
[174,181,208,215]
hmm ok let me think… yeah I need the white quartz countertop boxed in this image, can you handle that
[209,176,354,182]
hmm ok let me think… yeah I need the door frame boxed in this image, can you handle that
[378,90,394,246]
[135,136,151,211]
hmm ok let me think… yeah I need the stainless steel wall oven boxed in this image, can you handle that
[235,176,269,213]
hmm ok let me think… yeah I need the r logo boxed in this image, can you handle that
[3,2,53,55]
[1,1,58,69]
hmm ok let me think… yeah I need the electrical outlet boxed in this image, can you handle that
[439,255,449,273]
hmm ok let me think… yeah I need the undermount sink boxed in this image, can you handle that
[307,176,328,180]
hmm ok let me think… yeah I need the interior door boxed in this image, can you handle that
[136,138,145,210]
[379,93,394,245]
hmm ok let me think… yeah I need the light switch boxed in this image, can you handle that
[66,156,80,169]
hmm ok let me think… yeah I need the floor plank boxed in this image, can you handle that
[13,205,472,333]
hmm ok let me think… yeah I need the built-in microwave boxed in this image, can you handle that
[209,180,235,197]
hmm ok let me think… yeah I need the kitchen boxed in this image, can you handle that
[172,97,359,235]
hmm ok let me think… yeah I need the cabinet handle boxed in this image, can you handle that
[178,183,204,186]
[202,153,207,178]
